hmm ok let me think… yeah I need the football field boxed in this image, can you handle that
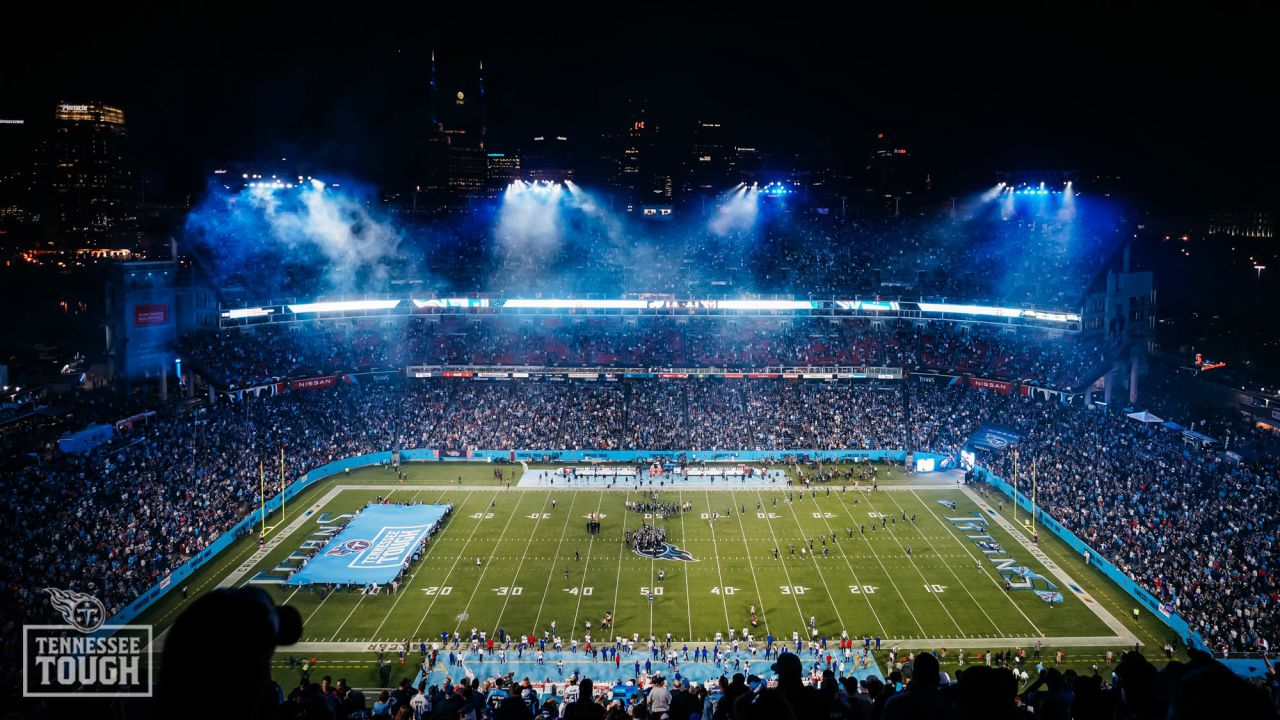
[147,463,1145,656]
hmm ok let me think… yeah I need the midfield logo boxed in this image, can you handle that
[24,588,152,697]
[634,543,697,562]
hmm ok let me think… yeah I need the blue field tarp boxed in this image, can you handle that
[288,503,450,586]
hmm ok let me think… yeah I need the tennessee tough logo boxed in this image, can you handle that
[634,543,697,562]
[326,539,372,556]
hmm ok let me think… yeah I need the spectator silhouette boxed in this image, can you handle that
[564,678,606,720]
[882,651,952,719]
[158,587,302,720]
[771,652,819,719]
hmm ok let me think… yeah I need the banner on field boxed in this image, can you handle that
[287,503,451,585]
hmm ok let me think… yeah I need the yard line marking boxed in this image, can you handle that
[900,488,1039,636]
[489,491,555,638]
[727,491,771,637]
[702,492,736,636]
[608,490,631,641]
[409,490,502,641]
[363,486,468,638]
[808,493,887,637]
[316,487,404,634]
[959,485,1139,646]
[776,491,847,633]
[677,491,694,640]
[856,489,966,636]
[451,491,535,637]
[569,492,609,642]
[531,492,582,637]
[340,484,460,635]
[832,492,928,638]
[750,489,809,635]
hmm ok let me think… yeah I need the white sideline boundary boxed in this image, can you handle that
[959,486,1140,647]
[152,480,1139,652]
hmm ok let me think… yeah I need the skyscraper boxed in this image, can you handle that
[44,102,137,245]
[485,152,521,193]
[864,131,916,215]
[0,116,37,237]
[524,134,574,183]
[422,53,488,204]
[683,120,733,197]
[608,99,672,208]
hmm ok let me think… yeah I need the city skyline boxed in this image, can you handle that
[2,6,1276,213]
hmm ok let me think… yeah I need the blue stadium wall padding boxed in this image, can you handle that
[106,451,393,627]
[975,467,1207,652]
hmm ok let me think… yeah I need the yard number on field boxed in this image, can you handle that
[422,586,453,595]
[711,586,738,595]
[494,586,523,595]
[780,585,808,595]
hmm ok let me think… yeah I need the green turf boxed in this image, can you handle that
[136,462,1188,686]
[141,465,1110,642]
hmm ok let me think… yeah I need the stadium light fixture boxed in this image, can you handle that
[287,300,401,314]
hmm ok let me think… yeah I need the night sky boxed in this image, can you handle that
[4,4,1276,212]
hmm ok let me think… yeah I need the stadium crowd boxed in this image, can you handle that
[181,317,1110,392]
[250,651,1279,720]
[6,378,1280,654]
[156,580,1279,720]
[4,373,1280,707]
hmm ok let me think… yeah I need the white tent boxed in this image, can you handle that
[1126,411,1165,423]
